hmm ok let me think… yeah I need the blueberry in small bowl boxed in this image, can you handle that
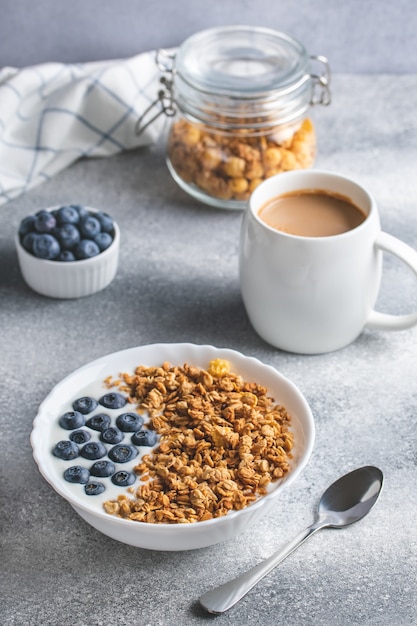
[54,224,81,250]
[79,216,101,239]
[74,239,101,260]
[15,204,120,299]
[34,210,57,233]
[55,205,80,226]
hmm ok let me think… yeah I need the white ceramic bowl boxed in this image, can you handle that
[31,343,315,551]
[15,206,120,299]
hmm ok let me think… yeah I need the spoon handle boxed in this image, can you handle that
[199,522,324,614]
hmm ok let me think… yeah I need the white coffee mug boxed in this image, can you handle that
[239,170,417,354]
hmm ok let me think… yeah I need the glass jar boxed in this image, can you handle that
[139,26,331,210]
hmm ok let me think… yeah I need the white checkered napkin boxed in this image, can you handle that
[0,51,164,205]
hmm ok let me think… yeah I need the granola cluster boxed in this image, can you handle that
[103,359,294,524]
[167,117,316,202]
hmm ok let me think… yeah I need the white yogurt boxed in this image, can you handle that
[49,378,155,508]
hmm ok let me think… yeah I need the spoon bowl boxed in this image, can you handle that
[317,465,383,528]
[199,465,383,614]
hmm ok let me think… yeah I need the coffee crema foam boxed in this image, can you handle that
[258,189,367,237]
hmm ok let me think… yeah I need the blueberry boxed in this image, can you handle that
[94,232,113,251]
[74,205,89,220]
[69,429,91,445]
[34,210,57,233]
[52,440,79,460]
[59,411,85,430]
[131,430,157,447]
[95,211,114,233]
[99,392,127,410]
[108,444,138,464]
[56,205,81,225]
[54,224,80,250]
[74,239,100,260]
[111,471,136,487]
[85,413,111,432]
[57,250,76,262]
[18,215,36,237]
[79,216,101,238]
[116,412,144,433]
[22,232,40,252]
[84,481,105,496]
[90,460,116,478]
[72,396,98,415]
[100,427,124,444]
[63,465,90,484]
[80,441,107,460]
[32,234,61,259]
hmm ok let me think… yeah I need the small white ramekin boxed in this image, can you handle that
[15,206,120,299]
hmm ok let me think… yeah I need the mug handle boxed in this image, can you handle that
[366,231,417,330]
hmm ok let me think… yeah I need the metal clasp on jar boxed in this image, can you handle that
[135,49,177,135]
[309,55,331,106]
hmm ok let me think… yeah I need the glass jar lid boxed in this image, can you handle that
[169,25,330,129]
[175,25,310,97]
[135,26,330,135]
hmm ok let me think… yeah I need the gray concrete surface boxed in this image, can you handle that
[1,74,417,625]
[1,0,417,73]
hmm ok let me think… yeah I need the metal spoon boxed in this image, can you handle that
[199,465,383,614]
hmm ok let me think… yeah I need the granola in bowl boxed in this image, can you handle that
[31,344,314,550]
[103,359,294,524]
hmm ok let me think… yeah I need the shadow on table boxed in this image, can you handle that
[137,267,266,350]
[0,244,27,295]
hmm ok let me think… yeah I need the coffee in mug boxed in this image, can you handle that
[239,170,417,354]
[258,189,366,237]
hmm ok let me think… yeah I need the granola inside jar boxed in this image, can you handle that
[142,26,331,209]
[167,116,317,207]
